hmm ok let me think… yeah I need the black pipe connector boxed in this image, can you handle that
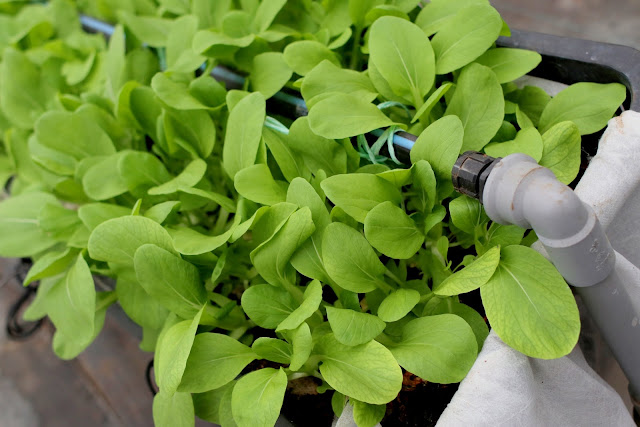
[451,151,500,202]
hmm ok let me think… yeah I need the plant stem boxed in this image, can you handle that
[288,372,310,381]
[384,269,404,287]
[349,26,363,70]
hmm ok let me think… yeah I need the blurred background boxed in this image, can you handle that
[1,1,639,426]
[493,0,640,49]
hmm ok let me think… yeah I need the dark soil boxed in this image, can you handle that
[280,371,459,427]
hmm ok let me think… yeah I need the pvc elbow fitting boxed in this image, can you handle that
[481,154,615,287]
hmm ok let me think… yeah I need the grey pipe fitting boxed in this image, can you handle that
[482,153,615,287]
[453,151,640,402]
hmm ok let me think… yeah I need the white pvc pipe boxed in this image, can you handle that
[481,153,640,397]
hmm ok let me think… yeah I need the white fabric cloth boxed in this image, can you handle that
[437,111,640,426]
[337,112,640,426]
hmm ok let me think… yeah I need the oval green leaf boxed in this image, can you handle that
[364,201,424,259]
[316,333,402,404]
[326,307,386,346]
[480,245,580,359]
[434,246,500,296]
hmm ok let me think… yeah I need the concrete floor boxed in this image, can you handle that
[0,259,154,427]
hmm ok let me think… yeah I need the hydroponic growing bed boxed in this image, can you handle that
[0,1,637,426]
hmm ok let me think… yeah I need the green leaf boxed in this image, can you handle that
[166,15,205,73]
[368,16,435,105]
[388,314,477,383]
[134,244,207,319]
[484,127,544,162]
[282,179,325,226]
[474,48,541,84]
[223,92,266,178]
[308,93,394,140]
[193,382,234,425]
[326,307,386,346]
[481,245,580,358]
[322,222,386,293]
[316,333,402,404]
[352,400,386,427]
[289,322,313,370]
[415,0,488,36]
[252,338,292,364]
[179,333,256,393]
[434,246,500,295]
[251,207,315,287]
[0,192,59,257]
[288,117,347,176]
[118,11,171,47]
[449,196,488,234]
[513,86,550,127]
[28,136,76,176]
[118,151,172,193]
[538,82,626,135]
[156,307,204,395]
[151,73,211,110]
[128,86,162,140]
[301,60,377,108]
[412,82,453,123]
[277,280,323,332]
[24,248,77,286]
[263,128,309,182]
[429,301,489,350]
[364,201,424,259]
[349,0,385,27]
[423,205,447,234]
[0,48,56,129]
[83,153,129,200]
[283,40,340,76]
[377,289,420,322]
[192,30,254,57]
[251,202,298,245]
[164,109,216,159]
[232,368,288,427]
[411,160,437,213]
[539,121,581,184]
[321,173,402,223]
[153,391,195,427]
[445,63,504,152]
[47,255,96,355]
[332,391,347,417]
[116,271,168,330]
[52,291,115,360]
[35,111,116,159]
[432,4,502,74]
[516,105,535,130]
[235,164,288,206]
[241,284,297,329]
[287,180,332,282]
[145,201,181,224]
[251,52,292,98]
[37,204,80,241]
[78,203,131,232]
[410,116,464,183]
[253,0,287,32]
[169,226,235,256]
[88,216,176,264]
[148,159,207,195]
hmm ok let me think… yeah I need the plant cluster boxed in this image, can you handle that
[0,0,626,426]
